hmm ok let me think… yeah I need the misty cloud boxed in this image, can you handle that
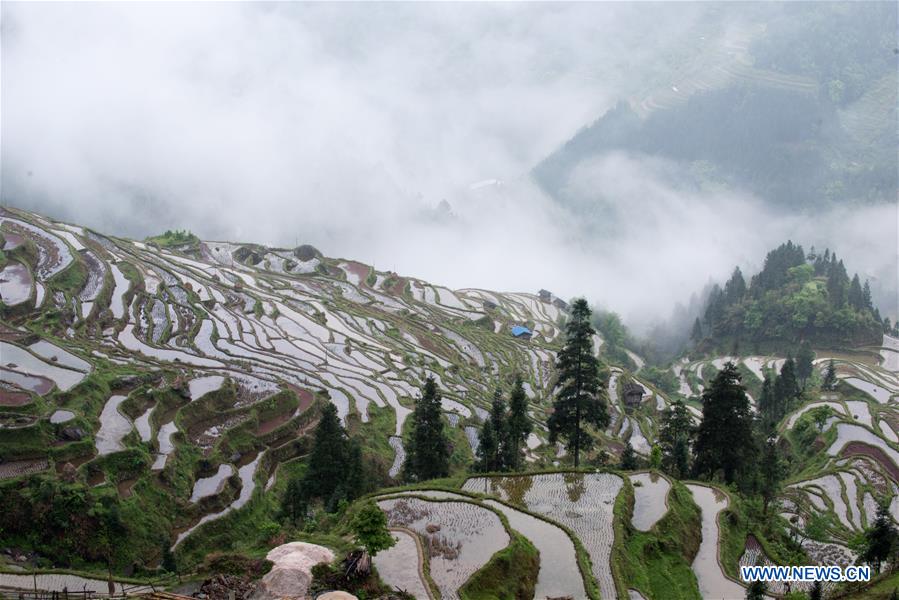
[2,2,895,330]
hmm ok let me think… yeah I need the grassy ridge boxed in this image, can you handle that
[459,531,539,600]
[614,478,702,599]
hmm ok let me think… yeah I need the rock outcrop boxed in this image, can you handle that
[250,542,334,600]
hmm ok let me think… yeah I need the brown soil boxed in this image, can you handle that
[55,453,94,473]
[841,442,899,480]
[344,261,370,286]
[0,390,32,406]
[255,412,292,436]
[117,477,138,498]
[286,384,314,412]
[389,276,408,296]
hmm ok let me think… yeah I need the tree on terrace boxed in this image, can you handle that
[549,298,609,468]
[693,362,756,484]
[503,375,532,471]
[404,376,450,482]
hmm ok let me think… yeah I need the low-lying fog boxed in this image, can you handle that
[2,2,896,331]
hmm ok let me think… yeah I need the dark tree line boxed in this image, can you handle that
[655,363,787,510]
[474,375,532,473]
[695,241,885,349]
[404,376,451,482]
[282,403,370,522]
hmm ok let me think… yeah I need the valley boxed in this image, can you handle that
[0,206,897,599]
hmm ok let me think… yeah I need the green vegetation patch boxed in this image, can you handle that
[458,530,539,600]
[615,479,702,599]
[146,230,200,249]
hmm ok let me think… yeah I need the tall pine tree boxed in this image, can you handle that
[475,386,504,473]
[549,299,609,467]
[282,402,369,518]
[304,402,348,501]
[759,435,785,515]
[659,398,694,479]
[404,376,450,482]
[693,363,755,484]
[759,374,775,424]
[823,359,838,391]
[504,375,532,471]
[863,502,898,572]
[796,342,815,391]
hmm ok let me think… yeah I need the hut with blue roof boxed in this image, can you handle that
[510,325,532,340]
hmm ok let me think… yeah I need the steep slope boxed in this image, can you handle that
[0,205,571,564]
[533,3,897,215]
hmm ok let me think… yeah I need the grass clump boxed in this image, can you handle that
[458,530,539,600]
[146,230,199,248]
[615,479,702,599]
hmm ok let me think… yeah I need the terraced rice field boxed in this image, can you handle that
[686,484,745,600]
[372,528,433,599]
[175,453,263,547]
[95,395,132,455]
[463,472,623,599]
[481,498,587,599]
[377,497,509,600]
[0,262,33,306]
[190,463,235,502]
[1,341,87,392]
[629,472,670,531]
[0,573,152,595]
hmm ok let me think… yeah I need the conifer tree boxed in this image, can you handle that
[863,280,873,309]
[774,358,799,418]
[304,403,348,501]
[281,402,369,518]
[796,341,815,391]
[504,375,532,471]
[342,438,366,506]
[549,299,609,468]
[823,359,838,391]
[863,502,898,572]
[724,267,747,304]
[404,376,450,482]
[759,435,785,514]
[475,411,498,472]
[488,387,507,469]
[660,398,693,478]
[693,363,755,484]
[849,274,864,309]
[620,441,638,470]
[690,317,703,343]
[827,259,849,307]
[759,374,775,423]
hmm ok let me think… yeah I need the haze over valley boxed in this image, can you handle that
[1,3,898,600]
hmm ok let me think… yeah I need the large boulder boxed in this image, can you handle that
[250,542,334,600]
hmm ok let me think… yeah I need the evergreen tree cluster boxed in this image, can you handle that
[404,376,451,482]
[474,375,532,473]
[693,363,757,484]
[658,363,787,505]
[695,241,885,349]
[281,403,368,522]
[758,355,803,425]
